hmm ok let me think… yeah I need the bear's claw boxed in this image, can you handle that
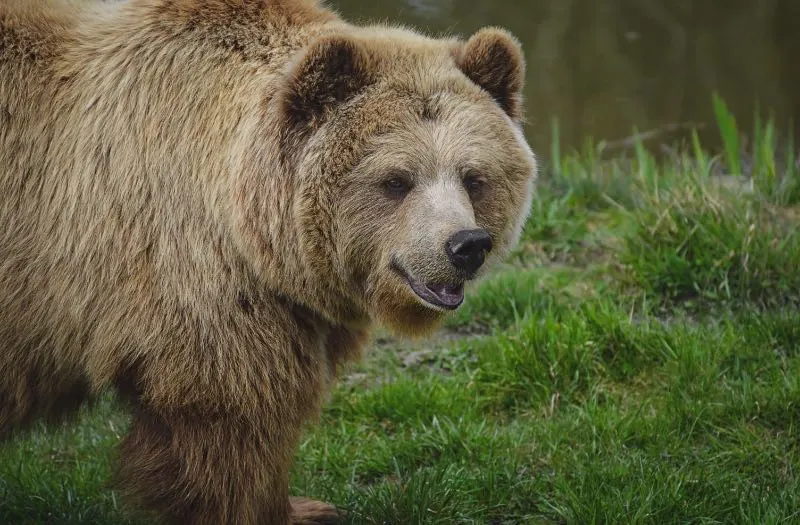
[290,497,344,525]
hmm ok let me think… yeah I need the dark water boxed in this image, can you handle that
[331,0,800,158]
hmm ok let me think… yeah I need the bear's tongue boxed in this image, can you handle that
[423,283,464,309]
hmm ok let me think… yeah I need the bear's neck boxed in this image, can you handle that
[45,1,365,327]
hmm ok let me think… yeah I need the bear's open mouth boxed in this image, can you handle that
[390,260,465,311]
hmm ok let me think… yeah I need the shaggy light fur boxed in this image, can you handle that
[0,0,537,523]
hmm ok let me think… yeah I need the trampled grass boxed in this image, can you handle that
[2,102,800,524]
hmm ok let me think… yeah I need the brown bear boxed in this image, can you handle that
[0,0,537,523]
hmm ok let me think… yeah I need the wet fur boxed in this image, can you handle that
[0,1,535,523]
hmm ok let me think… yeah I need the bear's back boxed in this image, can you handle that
[0,1,78,72]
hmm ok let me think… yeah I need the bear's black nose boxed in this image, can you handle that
[446,228,493,276]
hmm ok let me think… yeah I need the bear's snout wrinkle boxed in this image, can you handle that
[446,228,493,277]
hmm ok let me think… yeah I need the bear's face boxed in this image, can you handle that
[337,96,535,336]
[280,27,536,335]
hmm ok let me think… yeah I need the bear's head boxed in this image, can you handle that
[262,25,536,336]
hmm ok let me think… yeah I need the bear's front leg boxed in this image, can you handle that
[116,407,307,525]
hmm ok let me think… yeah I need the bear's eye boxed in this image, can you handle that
[463,172,485,199]
[383,175,413,199]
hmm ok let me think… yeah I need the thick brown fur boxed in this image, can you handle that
[0,1,537,523]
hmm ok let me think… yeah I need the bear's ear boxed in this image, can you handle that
[454,28,526,121]
[282,35,372,130]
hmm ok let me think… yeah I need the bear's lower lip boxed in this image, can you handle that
[390,261,464,311]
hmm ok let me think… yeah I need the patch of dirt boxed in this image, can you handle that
[339,325,489,389]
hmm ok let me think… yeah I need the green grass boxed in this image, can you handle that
[3,100,800,524]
